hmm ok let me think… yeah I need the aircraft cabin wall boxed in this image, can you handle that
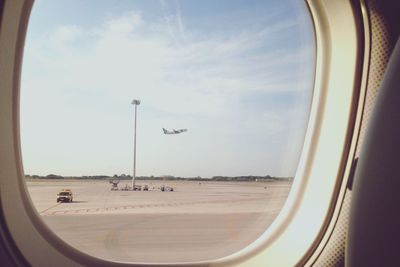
[310,0,400,266]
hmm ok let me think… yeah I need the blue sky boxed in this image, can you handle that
[20,0,315,178]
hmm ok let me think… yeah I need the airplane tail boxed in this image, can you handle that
[162,128,167,134]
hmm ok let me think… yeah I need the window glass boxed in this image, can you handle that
[21,0,314,262]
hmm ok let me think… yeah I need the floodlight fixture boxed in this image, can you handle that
[132,99,141,105]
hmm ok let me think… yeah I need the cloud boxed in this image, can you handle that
[175,0,184,36]
[21,8,314,177]
[158,0,186,44]
[49,25,82,44]
[105,12,142,34]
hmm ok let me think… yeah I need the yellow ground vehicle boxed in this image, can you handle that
[56,189,73,203]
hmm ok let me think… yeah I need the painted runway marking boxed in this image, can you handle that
[39,203,61,214]
[42,196,270,216]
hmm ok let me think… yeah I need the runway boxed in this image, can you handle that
[43,212,277,263]
[27,179,291,263]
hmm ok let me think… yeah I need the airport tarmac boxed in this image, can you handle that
[26,179,292,263]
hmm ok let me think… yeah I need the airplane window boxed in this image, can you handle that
[20,0,314,263]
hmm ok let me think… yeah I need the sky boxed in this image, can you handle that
[20,0,315,178]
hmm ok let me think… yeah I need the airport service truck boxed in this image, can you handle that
[57,189,73,203]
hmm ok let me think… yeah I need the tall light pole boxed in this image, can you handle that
[131,99,141,190]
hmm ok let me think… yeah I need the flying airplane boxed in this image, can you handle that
[0,0,400,266]
[162,128,188,135]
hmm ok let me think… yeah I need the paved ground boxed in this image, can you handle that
[26,179,291,263]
